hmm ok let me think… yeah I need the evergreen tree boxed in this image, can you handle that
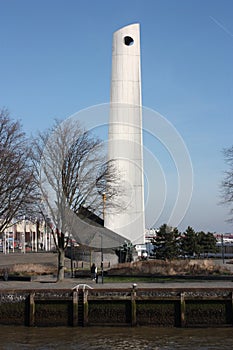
[197,231,217,258]
[153,224,180,260]
[180,226,200,257]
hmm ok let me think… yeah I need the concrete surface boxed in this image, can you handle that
[106,23,145,244]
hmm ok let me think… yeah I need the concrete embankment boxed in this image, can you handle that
[1,278,233,327]
[1,253,233,328]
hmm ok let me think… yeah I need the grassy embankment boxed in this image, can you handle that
[1,255,232,282]
[103,259,233,282]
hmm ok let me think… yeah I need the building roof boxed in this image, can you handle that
[69,207,129,250]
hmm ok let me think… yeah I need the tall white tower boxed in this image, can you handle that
[105,23,145,244]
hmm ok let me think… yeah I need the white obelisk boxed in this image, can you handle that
[105,23,145,244]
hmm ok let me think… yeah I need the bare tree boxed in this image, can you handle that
[33,118,121,281]
[0,108,39,234]
[221,146,233,222]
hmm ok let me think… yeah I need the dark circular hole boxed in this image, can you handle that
[124,36,134,46]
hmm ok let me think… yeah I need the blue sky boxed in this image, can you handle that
[0,0,233,233]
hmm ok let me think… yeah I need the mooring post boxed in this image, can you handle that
[83,289,88,326]
[29,292,35,326]
[231,291,233,325]
[180,292,185,327]
[131,284,137,326]
[72,290,78,326]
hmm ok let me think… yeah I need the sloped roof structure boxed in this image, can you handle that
[69,208,129,250]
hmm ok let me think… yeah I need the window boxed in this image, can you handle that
[124,36,134,46]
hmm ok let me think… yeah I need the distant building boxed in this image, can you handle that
[0,218,55,253]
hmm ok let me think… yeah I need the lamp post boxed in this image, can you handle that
[221,234,225,264]
[102,192,106,223]
[101,234,104,284]
[101,192,106,284]
[22,215,26,254]
[70,238,74,278]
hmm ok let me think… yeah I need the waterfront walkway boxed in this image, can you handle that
[1,275,233,290]
[1,252,233,290]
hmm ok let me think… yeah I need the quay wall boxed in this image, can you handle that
[1,287,233,327]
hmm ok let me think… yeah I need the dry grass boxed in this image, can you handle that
[0,263,57,276]
[0,257,230,277]
[107,259,231,276]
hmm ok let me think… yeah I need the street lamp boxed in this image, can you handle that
[70,237,74,278]
[221,234,225,264]
[102,192,106,223]
[101,234,104,284]
[101,192,106,284]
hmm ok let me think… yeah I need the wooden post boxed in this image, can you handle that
[131,285,137,326]
[83,289,88,326]
[231,291,233,325]
[29,293,35,326]
[72,291,78,326]
[180,292,185,327]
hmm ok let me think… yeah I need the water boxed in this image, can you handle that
[1,326,233,350]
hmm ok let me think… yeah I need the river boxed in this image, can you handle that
[1,326,233,349]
